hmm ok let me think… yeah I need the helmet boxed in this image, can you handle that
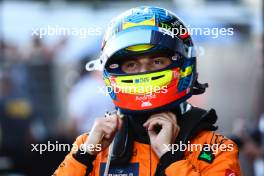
[86,6,208,114]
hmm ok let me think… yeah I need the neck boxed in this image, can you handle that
[125,102,192,144]
[127,114,150,144]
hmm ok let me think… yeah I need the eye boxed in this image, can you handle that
[126,62,136,68]
[150,57,172,70]
[153,59,163,65]
[121,60,139,73]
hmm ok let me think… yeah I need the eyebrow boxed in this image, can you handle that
[123,54,170,62]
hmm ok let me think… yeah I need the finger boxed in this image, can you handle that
[144,117,167,129]
[105,119,119,131]
[101,126,116,139]
[167,112,177,124]
[102,119,123,141]
[143,112,175,127]
[104,111,123,130]
[143,114,162,127]
[147,118,169,131]
[102,116,119,129]
[105,114,118,124]
[148,115,174,125]
[144,115,173,129]
[108,115,124,131]
[103,133,114,140]
[99,116,122,140]
[152,119,179,136]
[167,112,180,134]
[147,127,157,141]
[104,123,118,133]
[156,112,176,124]
[99,120,119,134]
[100,125,114,135]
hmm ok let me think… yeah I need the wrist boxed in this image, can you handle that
[72,147,96,167]
[153,143,172,158]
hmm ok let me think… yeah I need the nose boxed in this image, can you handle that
[139,64,151,73]
[137,58,152,73]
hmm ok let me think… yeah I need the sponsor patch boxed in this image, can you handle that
[99,163,139,176]
[198,148,215,164]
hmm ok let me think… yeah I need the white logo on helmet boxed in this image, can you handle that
[158,27,173,37]
[141,101,152,107]
[136,94,156,101]
[109,63,119,69]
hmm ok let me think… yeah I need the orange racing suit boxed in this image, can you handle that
[53,108,241,176]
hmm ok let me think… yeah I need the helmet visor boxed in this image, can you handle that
[103,27,194,60]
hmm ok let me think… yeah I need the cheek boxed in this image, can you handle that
[165,60,172,67]
[154,61,171,70]
[153,65,164,70]
[121,65,127,72]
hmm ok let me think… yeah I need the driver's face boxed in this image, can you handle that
[121,54,172,74]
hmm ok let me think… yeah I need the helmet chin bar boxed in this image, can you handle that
[117,92,193,116]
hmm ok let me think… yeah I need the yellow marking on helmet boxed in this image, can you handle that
[180,66,193,77]
[122,15,155,30]
[114,70,172,94]
[126,44,154,52]
[104,78,111,86]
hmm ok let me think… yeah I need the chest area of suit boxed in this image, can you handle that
[94,142,159,176]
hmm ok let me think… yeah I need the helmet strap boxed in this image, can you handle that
[192,74,208,95]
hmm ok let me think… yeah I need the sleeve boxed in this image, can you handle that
[155,131,241,176]
[52,134,96,176]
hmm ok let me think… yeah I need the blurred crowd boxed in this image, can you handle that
[0,36,114,175]
[230,115,264,176]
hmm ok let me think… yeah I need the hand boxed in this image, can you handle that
[83,114,123,155]
[143,112,180,158]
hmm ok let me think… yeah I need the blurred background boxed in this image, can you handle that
[0,0,263,175]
